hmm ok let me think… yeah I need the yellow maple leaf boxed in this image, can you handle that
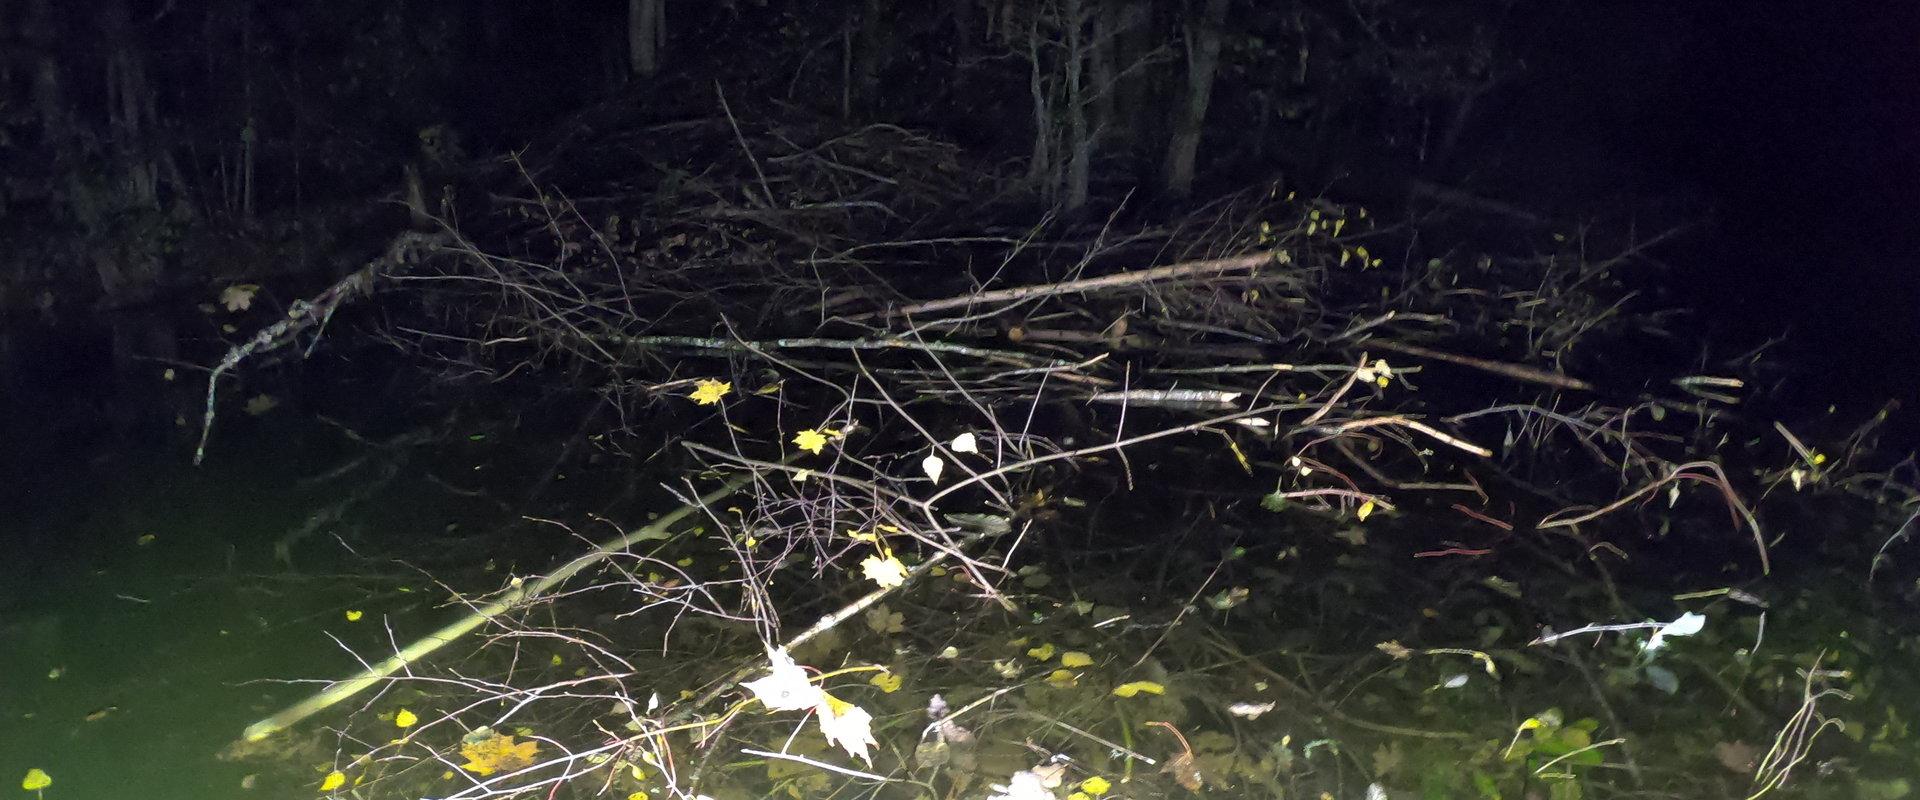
[320,770,346,791]
[459,732,541,776]
[860,554,908,588]
[688,379,732,406]
[793,429,828,454]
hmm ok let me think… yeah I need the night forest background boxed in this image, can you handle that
[3,0,1916,410]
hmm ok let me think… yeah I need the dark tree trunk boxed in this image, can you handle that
[1163,0,1230,199]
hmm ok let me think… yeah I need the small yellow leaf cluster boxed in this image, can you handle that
[1354,358,1393,387]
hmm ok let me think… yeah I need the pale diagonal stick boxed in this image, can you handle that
[235,471,754,744]
[859,249,1288,319]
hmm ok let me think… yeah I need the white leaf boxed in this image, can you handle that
[741,648,825,711]
[1663,611,1707,637]
[817,695,877,765]
[1644,611,1707,652]
[987,770,1058,800]
[921,454,945,483]
[860,554,908,588]
[950,432,979,454]
[1226,701,1276,719]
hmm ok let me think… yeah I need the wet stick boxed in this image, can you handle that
[233,471,754,745]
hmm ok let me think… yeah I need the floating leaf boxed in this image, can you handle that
[1112,681,1165,698]
[21,769,51,791]
[1026,643,1056,661]
[688,379,731,406]
[220,283,260,312]
[1080,776,1112,796]
[459,732,540,776]
[1207,587,1250,610]
[244,393,279,416]
[864,606,904,634]
[319,770,346,791]
[1644,664,1680,694]
[743,648,825,712]
[793,429,829,455]
[921,454,946,483]
[869,671,902,693]
[818,693,877,765]
[1227,701,1276,719]
[1164,750,1203,791]
[951,432,979,454]
[1060,651,1094,668]
[1045,669,1078,689]
[860,554,908,588]
[344,610,364,622]
[395,708,418,728]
